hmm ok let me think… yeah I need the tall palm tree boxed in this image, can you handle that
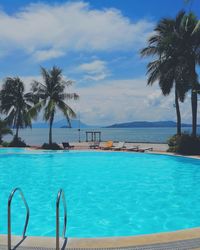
[0,77,35,141]
[141,12,190,135]
[0,119,12,144]
[141,11,200,136]
[178,12,200,137]
[31,66,79,145]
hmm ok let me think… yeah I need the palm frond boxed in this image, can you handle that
[57,100,76,119]
[140,46,158,57]
[192,20,200,35]
[44,99,56,121]
[63,93,79,100]
[29,99,46,120]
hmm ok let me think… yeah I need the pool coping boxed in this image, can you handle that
[2,146,200,159]
[1,228,200,249]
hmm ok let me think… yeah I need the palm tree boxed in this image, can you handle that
[178,12,200,137]
[0,77,35,141]
[141,12,190,135]
[0,119,12,144]
[141,11,200,136]
[31,66,79,145]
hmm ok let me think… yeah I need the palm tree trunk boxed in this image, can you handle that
[175,88,181,135]
[15,124,19,140]
[49,114,54,145]
[191,89,198,137]
[189,58,198,138]
[15,112,20,141]
[49,122,52,145]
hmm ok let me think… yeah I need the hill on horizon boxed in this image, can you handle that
[32,120,199,129]
[105,120,198,128]
[32,119,95,128]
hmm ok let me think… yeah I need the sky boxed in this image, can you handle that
[0,0,200,125]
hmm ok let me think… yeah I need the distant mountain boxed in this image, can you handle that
[59,119,93,128]
[32,119,96,128]
[105,121,198,128]
[32,122,49,128]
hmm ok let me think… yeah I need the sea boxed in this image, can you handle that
[3,127,200,146]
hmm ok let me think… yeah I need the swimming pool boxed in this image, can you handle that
[1,149,200,238]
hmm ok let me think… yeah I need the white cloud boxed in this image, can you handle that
[78,60,110,80]
[33,49,65,62]
[69,78,199,126]
[0,1,154,61]
[1,75,198,125]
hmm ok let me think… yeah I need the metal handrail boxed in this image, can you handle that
[8,188,30,250]
[56,189,67,250]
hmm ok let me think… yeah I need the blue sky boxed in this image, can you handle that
[0,0,199,125]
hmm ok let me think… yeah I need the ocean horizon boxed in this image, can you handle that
[4,127,200,146]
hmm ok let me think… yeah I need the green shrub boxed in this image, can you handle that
[9,137,27,147]
[168,133,200,155]
[42,143,61,150]
[167,134,180,152]
[1,141,10,147]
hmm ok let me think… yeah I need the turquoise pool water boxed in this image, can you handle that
[1,149,200,238]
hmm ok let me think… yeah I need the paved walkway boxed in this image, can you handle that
[59,142,168,152]
[1,237,200,249]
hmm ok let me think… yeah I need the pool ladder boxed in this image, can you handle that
[7,188,67,250]
[8,188,29,250]
[56,189,67,250]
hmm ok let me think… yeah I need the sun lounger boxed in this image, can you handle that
[126,146,139,151]
[137,147,153,152]
[62,142,74,149]
[89,141,100,149]
[126,146,153,152]
[100,140,113,150]
[112,141,125,150]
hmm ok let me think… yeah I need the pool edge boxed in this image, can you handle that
[1,227,200,248]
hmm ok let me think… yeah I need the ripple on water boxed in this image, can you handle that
[0,151,200,237]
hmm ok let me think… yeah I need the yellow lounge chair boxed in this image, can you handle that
[100,141,113,150]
